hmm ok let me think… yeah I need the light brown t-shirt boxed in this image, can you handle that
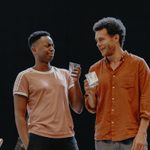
[85,51,150,141]
[13,67,75,138]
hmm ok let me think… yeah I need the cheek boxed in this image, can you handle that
[108,43,115,50]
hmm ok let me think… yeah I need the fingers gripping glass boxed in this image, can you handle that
[85,71,99,87]
[69,62,80,72]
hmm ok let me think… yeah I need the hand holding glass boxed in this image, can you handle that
[69,62,80,72]
[85,71,99,87]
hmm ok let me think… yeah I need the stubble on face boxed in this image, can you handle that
[95,29,116,58]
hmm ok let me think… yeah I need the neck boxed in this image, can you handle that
[107,48,124,63]
[33,63,52,71]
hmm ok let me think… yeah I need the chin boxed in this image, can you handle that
[49,57,54,63]
[48,56,54,61]
[102,52,107,57]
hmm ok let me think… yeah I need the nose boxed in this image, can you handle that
[96,42,101,49]
[49,47,55,52]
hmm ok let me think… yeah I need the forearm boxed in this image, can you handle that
[71,81,83,114]
[137,117,149,134]
[131,118,149,149]
[15,116,29,150]
[84,92,97,113]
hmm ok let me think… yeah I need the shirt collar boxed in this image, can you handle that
[104,50,128,64]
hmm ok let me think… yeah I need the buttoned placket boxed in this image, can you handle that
[111,73,116,137]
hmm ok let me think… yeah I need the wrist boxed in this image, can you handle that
[137,130,147,136]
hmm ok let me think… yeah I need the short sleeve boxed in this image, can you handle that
[13,71,29,97]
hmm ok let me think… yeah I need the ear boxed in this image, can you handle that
[113,34,120,42]
[31,46,36,54]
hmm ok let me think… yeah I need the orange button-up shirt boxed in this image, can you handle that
[85,51,150,141]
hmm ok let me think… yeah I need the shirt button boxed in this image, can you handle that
[112,98,114,100]
[112,86,115,89]
[113,75,116,77]
[112,109,114,112]
[111,121,114,124]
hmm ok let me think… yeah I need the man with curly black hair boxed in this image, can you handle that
[84,17,150,150]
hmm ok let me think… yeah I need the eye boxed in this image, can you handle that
[47,43,54,48]
[45,44,51,48]
[96,38,103,43]
[44,45,49,48]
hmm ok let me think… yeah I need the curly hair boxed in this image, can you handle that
[93,17,126,47]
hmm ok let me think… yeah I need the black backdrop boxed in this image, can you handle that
[0,0,150,150]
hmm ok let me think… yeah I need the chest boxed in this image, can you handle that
[110,61,122,71]
[28,73,68,93]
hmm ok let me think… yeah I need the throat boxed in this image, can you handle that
[110,61,121,71]
[33,64,52,72]
[107,51,125,70]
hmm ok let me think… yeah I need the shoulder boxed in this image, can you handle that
[127,52,147,64]
[13,68,32,89]
[16,68,33,79]
[126,52,150,71]
[89,58,105,71]
[129,53,144,61]
[52,66,70,76]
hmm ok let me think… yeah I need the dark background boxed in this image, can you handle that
[0,0,150,149]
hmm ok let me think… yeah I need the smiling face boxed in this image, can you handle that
[95,28,119,57]
[31,36,55,64]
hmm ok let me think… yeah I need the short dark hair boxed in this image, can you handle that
[28,31,50,49]
[93,17,126,47]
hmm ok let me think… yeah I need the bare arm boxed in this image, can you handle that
[138,118,149,135]
[84,79,97,113]
[131,118,149,150]
[14,94,29,150]
[69,66,83,114]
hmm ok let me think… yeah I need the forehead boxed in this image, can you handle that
[39,36,53,43]
[33,36,53,46]
[95,28,109,39]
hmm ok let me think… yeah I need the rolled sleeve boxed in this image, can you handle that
[139,59,150,120]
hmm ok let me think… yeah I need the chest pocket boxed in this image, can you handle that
[119,76,135,88]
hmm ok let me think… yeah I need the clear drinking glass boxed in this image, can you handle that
[85,71,99,87]
[69,62,80,72]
